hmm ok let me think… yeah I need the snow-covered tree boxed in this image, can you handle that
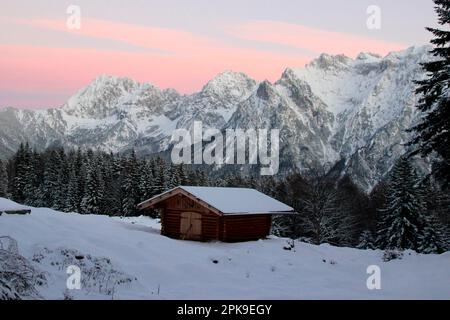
[65,163,80,212]
[39,150,63,209]
[121,150,140,216]
[0,159,8,198]
[53,149,69,210]
[357,230,376,250]
[418,218,448,254]
[154,157,170,193]
[376,157,428,251]
[415,178,449,253]
[11,143,37,204]
[178,164,190,186]
[409,0,450,188]
[139,160,156,201]
[194,169,210,187]
[60,149,86,212]
[168,165,181,189]
[81,159,102,215]
[105,154,124,216]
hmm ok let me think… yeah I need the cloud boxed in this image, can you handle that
[25,17,220,55]
[226,20,406,57]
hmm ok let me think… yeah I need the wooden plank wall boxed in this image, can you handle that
[159,194,220,241]
[220,215,272,242]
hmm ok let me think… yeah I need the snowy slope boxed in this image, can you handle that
[0,198,449,300]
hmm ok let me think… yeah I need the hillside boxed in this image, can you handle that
[0,198,449,300]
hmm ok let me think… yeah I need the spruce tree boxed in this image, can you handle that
[121,150,140,216]
[9,143,39,205]
[65,164,80,212]
[376,157,428,251]
[53,148,69,210]
[168,165,181,189]
[40,150,63,209]
[139,160,156,201]
[416,178,448,253]
[0,159,8,198]
[154,157,169,193]
[97,153,114,215]
[109,153,124,215]
[178,164,190,185]
[409,0,450,188]
[418,217,448,254]
[357,230,376,250]
[80,159,102,215]
[11,143,28,203]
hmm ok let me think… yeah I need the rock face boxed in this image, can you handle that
[0,46,432,190]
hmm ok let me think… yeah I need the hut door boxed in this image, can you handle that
[180,212,202,240]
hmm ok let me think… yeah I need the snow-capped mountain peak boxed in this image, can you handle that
[307,53,352,71]
[0,45,433,190]
[63,75,143,119]
[201,70,257,101]
[356,52,382,61]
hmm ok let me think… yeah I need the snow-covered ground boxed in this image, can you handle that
[0,198,449,300]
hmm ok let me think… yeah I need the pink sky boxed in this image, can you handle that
[1,0,434,108]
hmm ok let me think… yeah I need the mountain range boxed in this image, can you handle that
[0,45,432,191]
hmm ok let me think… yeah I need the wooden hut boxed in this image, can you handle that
[137,186,294,242]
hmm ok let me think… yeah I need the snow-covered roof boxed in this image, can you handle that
[138,186,294,215]
[0,198,31,212]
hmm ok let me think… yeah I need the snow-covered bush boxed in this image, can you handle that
[0,236,46,300]
[32,248,137,297]
[382,250,404,262]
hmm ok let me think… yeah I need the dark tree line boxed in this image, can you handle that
[1,143,209,217]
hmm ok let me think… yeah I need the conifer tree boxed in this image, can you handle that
[168,165,181,189]
[80,159,102,214]
[0,159,8,198]
[40,149,63,209]
[357,230,376,250]
[178,164,190,185]
[154,157,169,193]
[409,0,450,188]
[121,150,140,216]
[11,143,34,203]
[53,149,69,210]
[139,160,156,201]
[418,216,448,254]
[65,160,81,212]
[416,178,448,253]
[108,153,124,215]
[376,157,428,251]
